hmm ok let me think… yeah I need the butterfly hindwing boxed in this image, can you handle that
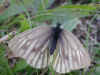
[52,29,91,73]
[8,25,52,68]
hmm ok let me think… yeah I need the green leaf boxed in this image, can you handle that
[63,18,80,31]
[14,59,28,72]
[95,67,100,75]
[0,45,14,75]
[17,14,31,32]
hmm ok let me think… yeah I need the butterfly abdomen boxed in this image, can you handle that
[50,23,62,55]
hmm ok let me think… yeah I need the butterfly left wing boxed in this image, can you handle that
[8,25,52,69]
[52,29,91,73]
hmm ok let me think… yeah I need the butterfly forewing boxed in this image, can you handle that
[8,25,52,68]
[52,29,91,73]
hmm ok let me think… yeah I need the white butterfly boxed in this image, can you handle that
[8,23,91,73]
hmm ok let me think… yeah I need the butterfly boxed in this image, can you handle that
[8,23,91,73]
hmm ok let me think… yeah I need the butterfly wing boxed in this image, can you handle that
[8,25,52,68]
[52,29,91,73]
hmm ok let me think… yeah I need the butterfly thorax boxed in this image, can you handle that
[50,23,62,55]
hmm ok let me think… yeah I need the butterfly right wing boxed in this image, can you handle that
[52,30,91,73]
[8,25,52,68]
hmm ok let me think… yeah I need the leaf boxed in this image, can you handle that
[32,4,97,23]
[63,18,80,31]
[17,14,31,32]
[95,67,100,75]
[0,45,14,75]
[14,59,28,72]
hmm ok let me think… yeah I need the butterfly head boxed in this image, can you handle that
[56,23,61,28]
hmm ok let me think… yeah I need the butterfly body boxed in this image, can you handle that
[50,23,62,55]
[8,24,91,73]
